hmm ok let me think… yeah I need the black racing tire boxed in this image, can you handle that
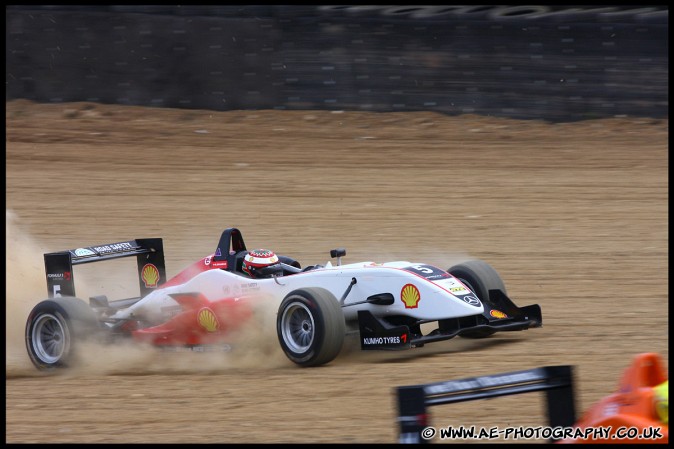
[276,287,345,367]
[448,260,507,339]
[25,297,100,371]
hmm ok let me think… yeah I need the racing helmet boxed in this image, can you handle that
[242,249,281,278]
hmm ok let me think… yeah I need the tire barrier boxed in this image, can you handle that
[5,6,668,121]
[396,365,576,444]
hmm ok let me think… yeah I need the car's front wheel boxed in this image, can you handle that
[276,287,345,367]
[25,297,100,371]
[448,259,507,339]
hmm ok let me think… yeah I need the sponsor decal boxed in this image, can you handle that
[211,260,228,269]
[424,371,541,395]
[319,5,663,22]
[141,263,160,288]
[215,247,222,257]
[189,344,231,352]
[362,335,405,345]
[401,283,421,309]
[490,309,508,319]
[442,277,472,293]
[161,305,182,319]
[74,247,96,257]
[92,242,134,254]
[204,256,212,266]
[161,344,232,353]
[462,295,481,306]
[47,272,71,280]
[198,307,219,332]
[241,282,259,293]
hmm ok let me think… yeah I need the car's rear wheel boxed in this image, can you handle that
[277,287,345,367]
[448,260,507,339]
[25,297,100,371]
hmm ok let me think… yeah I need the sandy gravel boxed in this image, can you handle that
[5,100,668,443]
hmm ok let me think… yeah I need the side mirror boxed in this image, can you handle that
[366,293,395,306]
[330,248,346,266]
[330,248,346,258]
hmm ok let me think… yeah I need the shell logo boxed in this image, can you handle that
[198,308,219,332]
[490,309,508,319]
[141,263,160,288]
[401,284,421,309]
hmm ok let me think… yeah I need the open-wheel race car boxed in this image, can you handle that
[559,352,668,444]
[25,228,543,370]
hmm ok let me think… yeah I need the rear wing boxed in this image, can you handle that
[44,238,166,299]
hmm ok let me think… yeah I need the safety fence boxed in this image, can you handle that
[5,5,668,121]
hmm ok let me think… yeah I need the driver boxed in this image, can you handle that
[242,249,282,278]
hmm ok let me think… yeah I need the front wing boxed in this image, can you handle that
[358,289,542,350]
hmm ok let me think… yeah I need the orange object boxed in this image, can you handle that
[560,352,668,444]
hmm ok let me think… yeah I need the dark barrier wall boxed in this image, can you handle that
[5,5,668,121]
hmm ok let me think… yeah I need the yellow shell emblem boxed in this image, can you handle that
[198,308,219,332]
[401,284,421,309]
[141,263,160,288]
[490,309,508,319]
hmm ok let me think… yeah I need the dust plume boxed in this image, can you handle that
[68,294,290,376]
[5,210,50,375]
[6,211,291,378]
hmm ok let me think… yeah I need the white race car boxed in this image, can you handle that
[26,227,542,370]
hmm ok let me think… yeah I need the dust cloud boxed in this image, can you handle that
[6,211,291,378]
[67,295,290,377]
[5,210,51,375]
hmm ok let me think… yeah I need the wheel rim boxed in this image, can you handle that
[31,313,68,364]
[280,302,315,353]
